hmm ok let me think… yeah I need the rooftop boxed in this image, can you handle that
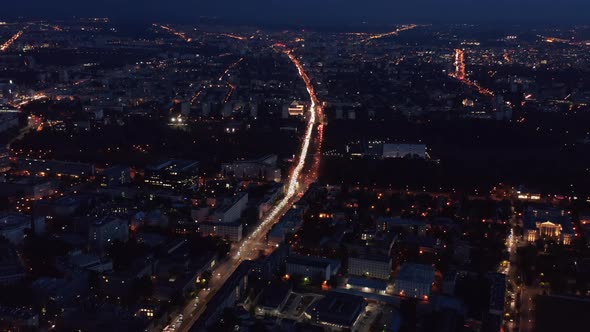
[286,255,339,270]
[146,159,199,172]
[396,263,435,284]
[306,292,366,327]
[258,280,291,310]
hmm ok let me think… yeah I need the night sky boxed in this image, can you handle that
[4,0,590,25]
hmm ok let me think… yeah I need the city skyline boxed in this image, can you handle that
[3,1,590,25]
[1,8,590,332]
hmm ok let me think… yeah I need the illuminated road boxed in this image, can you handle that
[190,57,244,105]
[203,32,252,41]
[449,49,495,97]
[223,83,236,104]
[454,49,466,80]
[233,45,322,259]
[503,52,512,64]
[8,93,48,109]
[519,286,542,332]
[219,33,248,41]
[359,24,417,43]
[154,24,192,42]
[218,57,244,84]
[1,30,24,52]
[542,36,590,47]
[167,45,323,332]
[498,220,518,332]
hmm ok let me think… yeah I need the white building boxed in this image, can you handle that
[213,192,248,224]
[382,144,427,159]
[198,222,243,242]
[88,217,129,253]
[348,255,392,280]
[393,263,435,300]
[285,255,340,282]
[267,207,304,246]
[221,155,281,183]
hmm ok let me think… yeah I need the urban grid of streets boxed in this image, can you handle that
[1,22,525,331]
[157,24,477,332]
[0,29,24,52]
[161,43,325,332]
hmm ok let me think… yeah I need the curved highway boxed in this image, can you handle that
[166,45,324,332]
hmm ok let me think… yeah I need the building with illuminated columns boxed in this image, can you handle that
[523,207,574,245]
